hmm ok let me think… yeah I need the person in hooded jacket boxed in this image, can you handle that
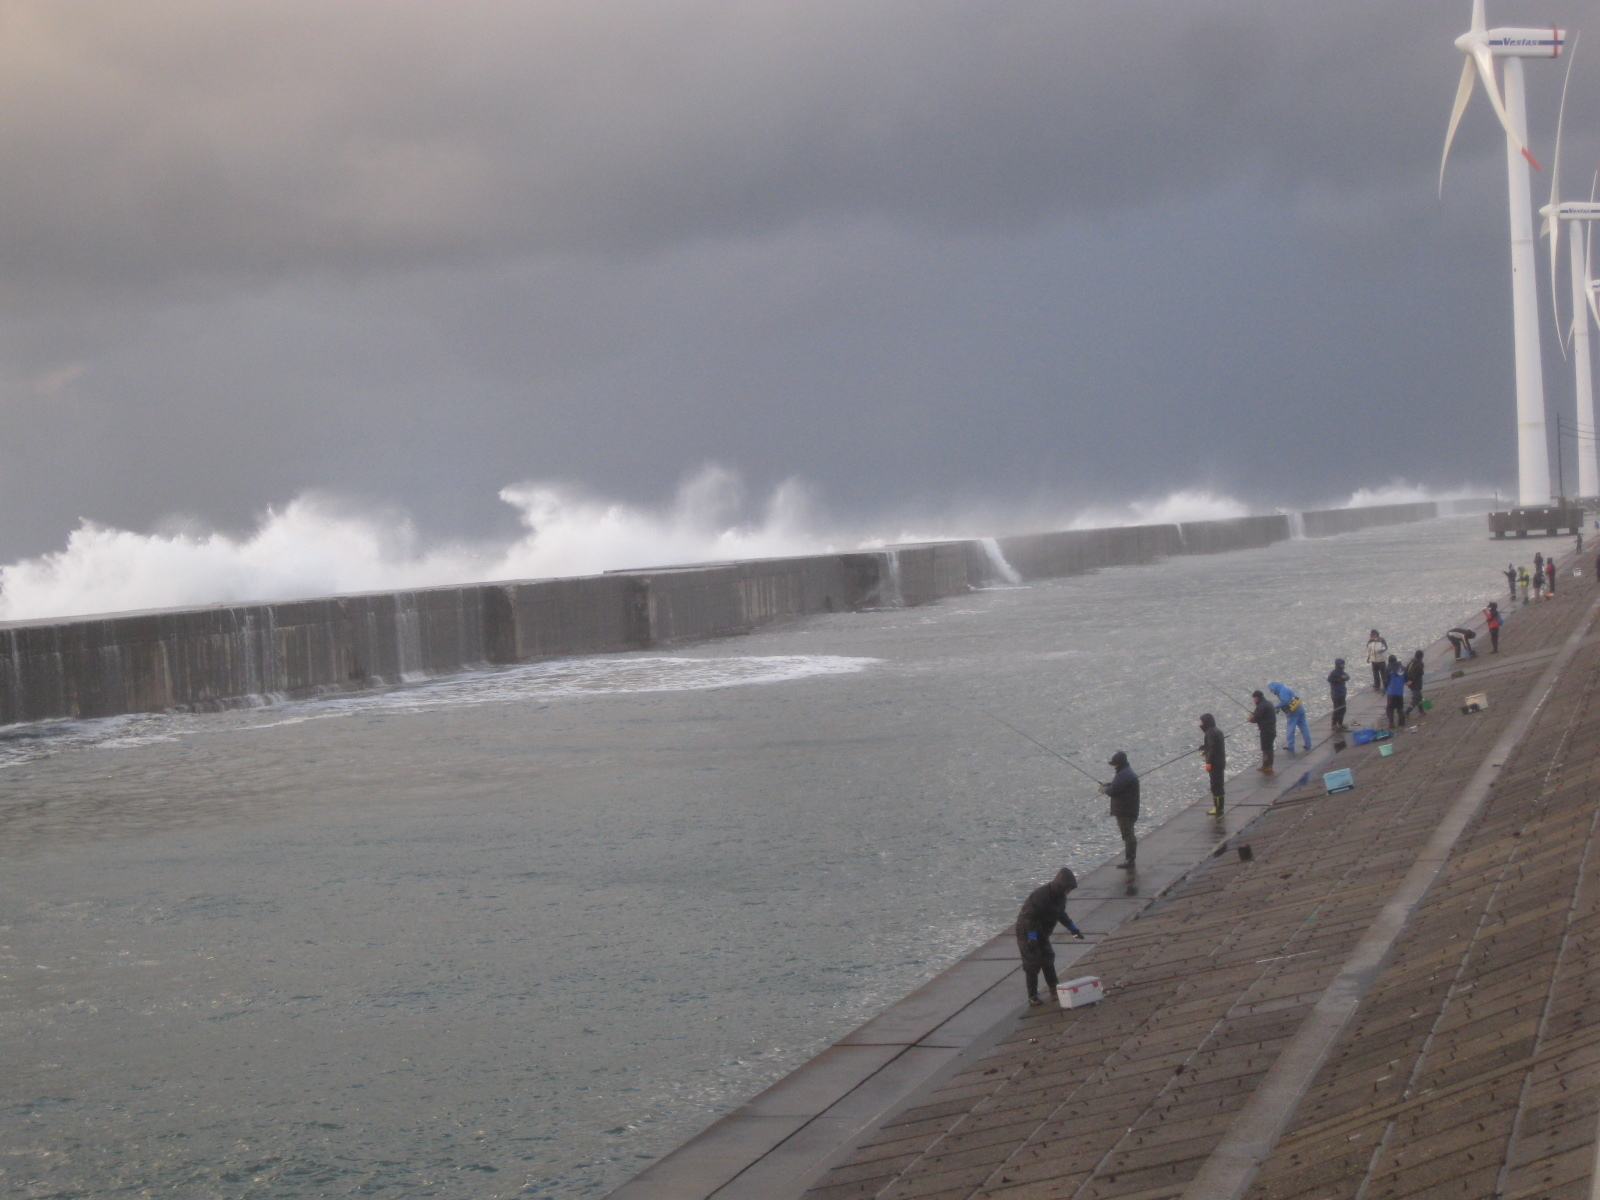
[1547,559,1557,595]
[1015,867,1083,1006]
[1327,659,1350,730]
[1099,751,1140,869]
[1199,714,1226,816]
[1483,601,1502,653]
[1504,564,1518,601]
[1269,682,1311,753]
[1384,655,1407,728]
[1404,650,1426,720]
[1248,690,1276,773]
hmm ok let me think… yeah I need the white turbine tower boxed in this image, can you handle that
[1540,44,1600,501]
[1441,0,1564,507]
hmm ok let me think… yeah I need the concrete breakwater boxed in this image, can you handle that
[0,500,1475,726]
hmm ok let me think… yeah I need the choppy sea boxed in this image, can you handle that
[0,516,1551,1197]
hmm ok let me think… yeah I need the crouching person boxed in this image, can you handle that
[1016,867,1084,1007]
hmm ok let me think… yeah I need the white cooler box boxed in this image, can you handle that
[1058,975,1103,1009]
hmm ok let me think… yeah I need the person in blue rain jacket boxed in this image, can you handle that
[1268,682,1311,753]
[1384,655,1408,728]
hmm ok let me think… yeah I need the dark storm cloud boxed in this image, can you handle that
[0,1,1507,296]
[0,0,1590,560]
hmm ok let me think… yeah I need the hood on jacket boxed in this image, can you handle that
[1108,751,1129,769]
[1267,682,1296,704]
[1199,712,1216,730]
[1051,867,1077,892]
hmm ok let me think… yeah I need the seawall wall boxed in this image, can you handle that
[0,501,1476,725]
[1300,500,1437,538]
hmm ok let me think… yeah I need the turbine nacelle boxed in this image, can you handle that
[1555,201,1600,220]
[1457,27,1565,58]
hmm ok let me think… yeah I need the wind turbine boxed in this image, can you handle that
[1540,41,1600,501]
[1441,0,1564,508]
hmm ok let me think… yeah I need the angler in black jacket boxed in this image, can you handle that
[1100,751,1140,869]
[1248,690,1276,773]
[1199,714,1226,816]
[1015,867,1083,1006]
[1327,659,1350,731]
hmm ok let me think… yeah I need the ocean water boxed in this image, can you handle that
[0,516,1553,1198]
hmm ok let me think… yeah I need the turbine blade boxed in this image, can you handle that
[1472,0,1485,34]
[1551,32,1579,326]
[1441,55,1478,193]
[1472,44,1536,169]
[1474,43,1540,169]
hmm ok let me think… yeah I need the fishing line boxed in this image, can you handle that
[986,713,1106,786]
[1192,675,1252,714]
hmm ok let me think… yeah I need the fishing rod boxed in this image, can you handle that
[987,713,1106,786]
[1141,710,1259,778]
[993,691,1332,788]
[1192,675,1252,714]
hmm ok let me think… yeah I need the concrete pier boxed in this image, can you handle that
[611,553,1599,1199]
[0,502,1483,727]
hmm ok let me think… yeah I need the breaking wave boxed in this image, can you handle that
[1062,489,1250,530]
[0,466,843,621]
[0,467,1487,622]
[1340,482,1491,508]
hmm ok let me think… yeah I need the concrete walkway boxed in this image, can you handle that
[793,563,1600,1200]
[610,562,1576,1200]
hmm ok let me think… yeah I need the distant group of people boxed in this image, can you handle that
[1015,542,1580,1008]
[1505,553,1558,605]
[1367,627,1436,726]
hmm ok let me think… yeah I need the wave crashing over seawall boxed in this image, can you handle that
[0,467,1489,622]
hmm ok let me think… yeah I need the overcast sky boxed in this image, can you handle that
[0,0,1594,561]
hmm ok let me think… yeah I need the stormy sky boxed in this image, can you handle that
[0,0,1593,562]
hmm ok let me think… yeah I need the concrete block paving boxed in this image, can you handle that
[801,558,1600,1200]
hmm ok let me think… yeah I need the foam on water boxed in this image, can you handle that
[0,654,877,767]
[292,654,878,716]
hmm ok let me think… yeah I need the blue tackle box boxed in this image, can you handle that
[1323,768,1355,794]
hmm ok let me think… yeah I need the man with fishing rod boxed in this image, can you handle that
[1248,689,1276,773]
[1099,751,1140,869]
[1199,713,1225,816]
[1327,659,1350,731]
[990,715,1154,871]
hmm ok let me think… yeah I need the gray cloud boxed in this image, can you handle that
[0,2,1543,294]
[0,0,1589,563]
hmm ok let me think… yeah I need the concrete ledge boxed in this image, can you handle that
[602,670,1405,1199]
[0,501,1482,727]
